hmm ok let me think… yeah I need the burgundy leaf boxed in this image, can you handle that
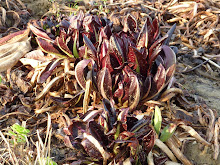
[110,34,125,65]
[38,59,62,83]
[152,18,160,40]
[100,54,114,73]
[82,133,111,160]
[165,64,176,84]
[65,120,87,138]
[99,39,109,63]
[59,29,67,40]
[148,45,162,73]
[89,121,109,146]
[127,46,147,74]
[56,36,73,57]
[69,10,84,30]
[123,14,137,33]
[99,25,112,45]
[136,19,148,50]
[81,138,102,159]
[147,64,166,100]
[161,45,176,69]
[0,29,29,46]
[36,37,66,58]
[128,73,141,110]
[141,76,152,101]
[29,24,51,40]
[118,131,135,140]
[81,109,103,122]
[59,19,70,29]
[113,81,124,99]
[154,156,168,165]
[98,111,109,132]
[78,46,86,58]
[103,98,116,130]
[142,128,155,154]
[97,68,113,100]
[75,59,94,90]
[118,108,130,130]
[148,34,168,60]
[83,34,97,60]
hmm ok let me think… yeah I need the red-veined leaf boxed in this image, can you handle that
[0,29,29,46]
[97,67,113,100]
[56,36,73,57]
[83,34,97,60]
[137,19,148,50]
[29,24,51,40]
[36,37,66,58]
[147,64,166,100]
[75,59,94,90]
[128,73,141,110]
[123,14,137,33]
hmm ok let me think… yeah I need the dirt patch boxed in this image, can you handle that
[22,0,51,17]
[176,72,220,112]
[184,141,220,165]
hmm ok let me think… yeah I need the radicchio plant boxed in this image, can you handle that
[24,11,176,110]
[64,99,157,164]
[74,13,176,110]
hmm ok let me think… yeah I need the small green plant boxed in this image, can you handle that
[8,123,30,144]
[39,157,57,165]
[152,106,177,142]
[0,75,2,83]
[153,106,162,134]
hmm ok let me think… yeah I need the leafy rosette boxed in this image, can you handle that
[74,13,176,110]
[27,11,176,110]
[63,99,156,164]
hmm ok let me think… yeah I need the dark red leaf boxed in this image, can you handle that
[0,29,29,46]
[83,34,97,60]
[152,18,160,40]
[136,19,148,50]
[56,36,73,57]
[110,34,126,65]
[36,37,66,58]
[128,73,140,110]
[81,109,103,122]
[89,121,109,146]
[65,120,87,138]
[127,46,147,75]
[81,138,102,159]
[69,10,84,30]
[97,68,113,100]
[148,34,168,60]
[118,108,130,130]
[161,45,176,69]
[99,39,109,62]
[75,59,94,90]
[100,54,114,73]
[142,128,155,154]
[123,14,137,33]
[29,24,51,40]
[147,64,166,100]
[154,156,168,165]
[113,81,124,99]
[38,59,62,83]
[102,98,116,130]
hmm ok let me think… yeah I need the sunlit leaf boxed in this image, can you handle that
[160,123,177,142]
[153,106,162,134]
